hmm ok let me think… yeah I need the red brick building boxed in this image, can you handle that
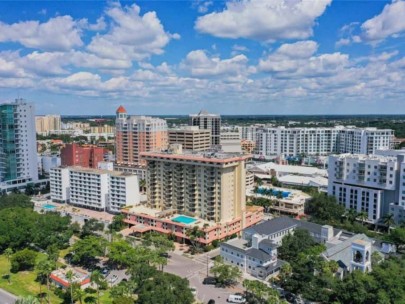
[61,143,105,168]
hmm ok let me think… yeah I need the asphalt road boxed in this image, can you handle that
[0,288,16,304]
[165,252,243,304]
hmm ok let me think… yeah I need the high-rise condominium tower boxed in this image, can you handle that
[0,99,38,183]
[115,105,168,167]
[189,110,221,146]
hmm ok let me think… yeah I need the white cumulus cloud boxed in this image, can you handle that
[181,50,251,80]
[0,16,83,51]
[195,0,331,42]
[361,0,405,43]
[87,3,179,61]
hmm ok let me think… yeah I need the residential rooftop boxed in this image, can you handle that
[141,150,251,163]
[57,166,135,177]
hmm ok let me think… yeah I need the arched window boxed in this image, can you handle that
[353,250,363,263]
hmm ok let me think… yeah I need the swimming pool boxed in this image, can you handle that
[42,204,57,210]
[257,187,291,198]
[172,215,197,225]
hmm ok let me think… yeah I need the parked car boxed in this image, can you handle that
[101,268,109,276]
[190,287,197,296]
[159,252,170,258]
[227,294,246,303]
[203,277,217,285]
[108,275,118,284]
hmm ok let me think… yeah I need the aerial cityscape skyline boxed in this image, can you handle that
[1,1,405,303]
[1,0,405,115]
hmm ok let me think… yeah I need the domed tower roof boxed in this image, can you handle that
[116,105,127,113]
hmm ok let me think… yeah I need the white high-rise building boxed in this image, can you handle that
[0,99,38,184]
[328,150,405,224]
[50,166,140,213]
[255,126,393,157]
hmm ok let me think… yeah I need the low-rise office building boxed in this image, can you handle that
[168,126,211,151]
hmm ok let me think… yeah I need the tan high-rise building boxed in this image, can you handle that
[35,115,61,134]
[141,146,250,223]
[168,126,211,151]
[115,106,168,167]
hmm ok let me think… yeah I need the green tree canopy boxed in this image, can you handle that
[10,248,38,273]
[70,236,107,267]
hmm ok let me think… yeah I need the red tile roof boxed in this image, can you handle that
[116,105,127,113]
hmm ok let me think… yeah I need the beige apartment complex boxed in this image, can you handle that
[115,106,168,167]
[141,145,250,223]
[35,115,61,134]
[90,124,115,134]
[168,126,211,151]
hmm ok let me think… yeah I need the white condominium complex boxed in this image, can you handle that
[220,128,242,153]
[255,126,393,156]
[0,99,38,184]
[328,150,405,224]
[50,166,140,213]
[141,144,249,223]
[239,126,259,142]
[35,115,61,134]
[189,110,221,145]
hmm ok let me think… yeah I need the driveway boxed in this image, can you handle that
[0,288,16,304]
[165,252,243,304]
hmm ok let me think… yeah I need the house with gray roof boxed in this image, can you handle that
[220,236,285,280]
[221,216,394,281]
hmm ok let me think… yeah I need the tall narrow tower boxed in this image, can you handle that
[0,99,38,183]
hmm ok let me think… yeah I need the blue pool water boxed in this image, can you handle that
[172,215,197,225]
[42,204,57,210]
[257,187,291,198]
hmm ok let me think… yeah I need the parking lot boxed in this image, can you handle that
[165,252,243,304]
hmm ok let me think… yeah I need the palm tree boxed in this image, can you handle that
[90,270,104,304]
[15,296,40,304]
[4,248,13,284]
[345,208,358,224]
[186,226,205,254]
[383,213,395,234]
[358,211,368,226]
[139,179,146,193]
[65,270,74,304]
[36,259,55,304]
[72,282,85,304]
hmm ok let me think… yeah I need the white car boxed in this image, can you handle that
[190,287,197,296]
[108,275,118,284]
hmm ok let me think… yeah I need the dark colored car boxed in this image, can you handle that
[203,277,217,285]
[159,252,170,258]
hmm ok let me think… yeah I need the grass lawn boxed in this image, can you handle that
[0,253,62,303]
[0,252,114,304]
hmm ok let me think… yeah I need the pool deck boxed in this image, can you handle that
[32,199,114,224]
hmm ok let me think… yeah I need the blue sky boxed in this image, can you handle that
[0,0,405,115]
